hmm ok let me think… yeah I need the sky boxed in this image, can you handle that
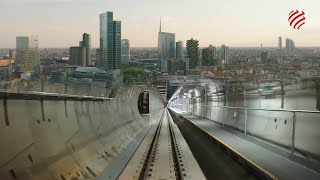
[0,0,320,48]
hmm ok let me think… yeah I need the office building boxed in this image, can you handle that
[113,21,121,69]
[16,36,40,73]
[80,33,91,66]
[278,37,282,50]
[99,11,121,70]
[69,47,86,66]
[261,51,268,64]
[121,39,130,66]
[9,50,16,59]
[176,41,183,58]
[220,44,229,64]
[286,38,295,51]
[158,33,175,59]
[186,38,199,69]
[158,19,175,72]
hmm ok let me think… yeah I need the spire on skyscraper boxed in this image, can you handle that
[159,17,162,32]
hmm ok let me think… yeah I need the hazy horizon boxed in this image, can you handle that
[1,0,320,48]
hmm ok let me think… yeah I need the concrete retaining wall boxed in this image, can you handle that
[0,84,156,180]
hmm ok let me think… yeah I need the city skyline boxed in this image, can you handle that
[1,0,320,48]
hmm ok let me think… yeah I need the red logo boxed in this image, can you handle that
[288,10,306,30]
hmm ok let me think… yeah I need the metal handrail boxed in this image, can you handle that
[192,104,320,114]
[191,104,320,154]
[0,91,114,101]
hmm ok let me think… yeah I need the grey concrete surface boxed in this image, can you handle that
[172,109,320,180]
[0,84,163,180]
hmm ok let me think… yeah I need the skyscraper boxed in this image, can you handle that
[186,38,199,69]
[99,11,121,70]
[285,38,295,51]
[176,41,183,58]
[121,39,130,66]
[261,51,268,64]
[220,44,229,64]
[158,18,175,59]
[158,19,175,72]
[69,47,86,66]
[202,45,216,66]
[113,21,121,69]
[16,36,40,73]
[80,33,91,66]
[209,45,217,59]
[278,37,282,50]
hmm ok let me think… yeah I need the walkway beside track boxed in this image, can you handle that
[170,108,320,180]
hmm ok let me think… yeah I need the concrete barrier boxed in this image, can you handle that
[193,102,320,160]
[0,84,161,180]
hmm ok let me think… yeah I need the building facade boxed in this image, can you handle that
[278,37,282,50]
[158,32,176,60]
[186,38,199,69]
[80,33,91,66]
[99,11,121,70]
[121,39,130,66]
[261,51,268,64]
[69,47,86,66]
[9,50,16,59]
[113,21,121,70]
[220,44,229,64]
[176,41,183,58]
[286,38,295,51]
[16,36,40,73]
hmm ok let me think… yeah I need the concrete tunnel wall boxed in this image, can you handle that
[192,101,320,160]
[0,84,160,180]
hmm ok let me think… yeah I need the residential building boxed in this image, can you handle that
[202,46,215,66]
[80,33,91,66]
[186,38,199,69]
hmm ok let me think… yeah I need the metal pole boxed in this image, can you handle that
[201,107,204,119]
[244,90,247,135]
[223,107,225,126]
[291,112,296,154]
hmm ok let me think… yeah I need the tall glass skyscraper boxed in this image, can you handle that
[16,36,40,73]
[158,32,176,59]
[113,21,121,70]
[99,11,121,70]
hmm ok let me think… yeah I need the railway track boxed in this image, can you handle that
[119,109,205,179]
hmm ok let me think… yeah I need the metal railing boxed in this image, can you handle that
[191,104,320,154]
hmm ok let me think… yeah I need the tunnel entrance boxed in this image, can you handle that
[138,91,149,114]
